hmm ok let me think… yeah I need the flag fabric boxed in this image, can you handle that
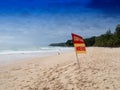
[72,33,86,54]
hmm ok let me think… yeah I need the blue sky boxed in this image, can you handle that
[0,0,120,49]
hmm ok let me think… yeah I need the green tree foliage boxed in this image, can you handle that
[115,24,120,38]
[94,24,120,47]
[49,43,66,47]
[113,24,120,46]
[95,30,113,47]
[66,40,73,46]
[84,36,96,46]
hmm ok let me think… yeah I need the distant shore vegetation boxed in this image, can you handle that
[49,24,120,47]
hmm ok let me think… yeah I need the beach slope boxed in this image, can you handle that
[0,47,120,90]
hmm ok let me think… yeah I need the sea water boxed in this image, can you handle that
[0,47,73,65]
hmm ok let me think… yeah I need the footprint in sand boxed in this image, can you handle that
[43,87,50,90]
[11,67,22,71]
[13,77,18,80]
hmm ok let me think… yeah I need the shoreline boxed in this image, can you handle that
[0,47,120,90]
[0,47,74,66]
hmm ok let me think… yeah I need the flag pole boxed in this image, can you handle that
[75,51,80,68]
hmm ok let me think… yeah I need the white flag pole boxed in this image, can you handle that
[75,50,80,68]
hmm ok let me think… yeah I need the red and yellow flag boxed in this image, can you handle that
[72,33,86,54]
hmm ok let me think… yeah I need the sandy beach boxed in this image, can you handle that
[0,47,120,90]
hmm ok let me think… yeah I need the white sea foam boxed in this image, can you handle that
[0,47,72,54]
[0,47,73,65]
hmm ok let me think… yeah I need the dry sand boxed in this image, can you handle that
[0,47,120,90]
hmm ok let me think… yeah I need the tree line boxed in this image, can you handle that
[49,24,120,47]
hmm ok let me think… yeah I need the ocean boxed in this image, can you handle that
[0,47,73,65]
